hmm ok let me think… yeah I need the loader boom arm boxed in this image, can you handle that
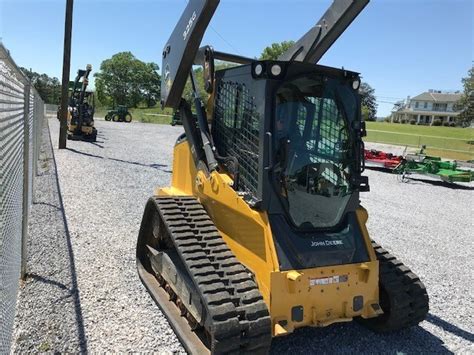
[278,0,368,63]
[161,0,219,109]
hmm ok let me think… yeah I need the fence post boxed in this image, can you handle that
[21,82,31,280]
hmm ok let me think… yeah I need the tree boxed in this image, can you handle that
[141,62,161,107]
[260,41,295,60]
[94,52,161,108]
[20,67,61,104]
[456,67,473,126]
[359,82,378,121]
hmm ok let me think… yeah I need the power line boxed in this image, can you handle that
[208,25,242,55]
[377,100,399,104]
[375,95,405,100]
[183,0,242,55]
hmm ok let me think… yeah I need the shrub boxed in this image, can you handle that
[449,121,456,127]
[443,121,450,127]
[432,118,442,126]
[384,116,391,122]
[400,118,407,124]
[410,119,416,125]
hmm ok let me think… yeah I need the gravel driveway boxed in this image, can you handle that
[13,118,474,353]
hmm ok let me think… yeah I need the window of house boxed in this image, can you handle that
[424,102,428,108]
[415,101,419,108]
[433,103,447,111]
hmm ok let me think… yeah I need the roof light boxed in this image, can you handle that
[352,78,360,90]
[254,64,263,76]
[271,64,282,76]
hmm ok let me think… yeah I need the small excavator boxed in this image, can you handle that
[136,1,429,353]
[67,64,97,141]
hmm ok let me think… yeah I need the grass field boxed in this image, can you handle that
[365,122,474,161]
[95,106,173,125]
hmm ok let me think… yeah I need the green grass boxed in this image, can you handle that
[364,122,474,161]
[95,106,173,125]
[366,122,473,139]
[128,107,173,124]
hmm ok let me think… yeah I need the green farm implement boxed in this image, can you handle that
[105,105,132,122]
[395,148,474,183]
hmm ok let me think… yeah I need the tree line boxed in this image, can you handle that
[20,67,62,105]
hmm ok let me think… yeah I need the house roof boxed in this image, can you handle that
[411,92,462,102]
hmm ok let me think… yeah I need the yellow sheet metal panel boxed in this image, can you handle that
[157,140,196,196]
[270,262,381,336]
[159,140,280,305]
[195,170,280,305]
[356,207,377,260]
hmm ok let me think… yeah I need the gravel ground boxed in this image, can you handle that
[12,122,86,353]
[14,117,473,353]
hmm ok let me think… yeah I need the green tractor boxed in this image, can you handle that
[105,105,132,123]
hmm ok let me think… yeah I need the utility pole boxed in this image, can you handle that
[59,0,73,149]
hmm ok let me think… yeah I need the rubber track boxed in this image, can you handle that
[153,196,271,354]
[358,240,429,332]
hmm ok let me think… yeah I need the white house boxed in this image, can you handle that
[391,90,462,125]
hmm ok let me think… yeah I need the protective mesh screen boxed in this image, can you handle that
[213,81,260,198]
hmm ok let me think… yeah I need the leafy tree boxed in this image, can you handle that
[141,62,161,107]
[260,40,295,60]
[456,67,473,126]
[94,52,161,108]
[20,67,61,104]
[359,82,378,121]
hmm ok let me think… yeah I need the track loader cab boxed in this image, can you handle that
[137,0,429,353]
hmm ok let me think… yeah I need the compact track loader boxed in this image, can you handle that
[67,65,97,141]
[137,1,429,353]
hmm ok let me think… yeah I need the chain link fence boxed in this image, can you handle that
[0,42,45,353]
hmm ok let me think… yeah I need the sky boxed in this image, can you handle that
[0,0,472,116]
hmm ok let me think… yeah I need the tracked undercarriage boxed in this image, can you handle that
[357,241,429,332]
[137,196,271,354]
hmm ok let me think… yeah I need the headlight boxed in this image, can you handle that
[271,64,282,76]
[352,78,361,90]
[254,64,263,76]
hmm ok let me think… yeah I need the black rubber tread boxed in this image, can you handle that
[357,240,429,332]
[149,196,271,354]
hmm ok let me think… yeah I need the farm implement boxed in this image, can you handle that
[396,151,474,183]
[364,149,403,170]
[364,147,474,183]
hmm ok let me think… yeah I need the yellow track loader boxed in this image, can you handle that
[137,1,429,353]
